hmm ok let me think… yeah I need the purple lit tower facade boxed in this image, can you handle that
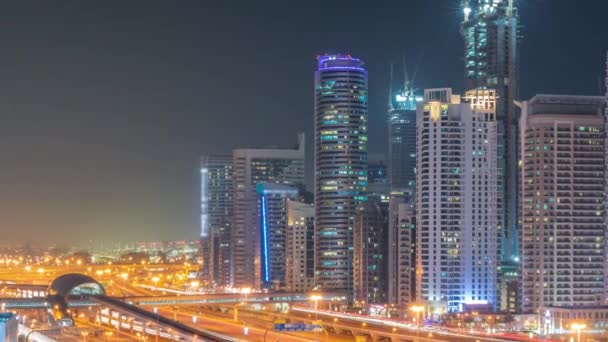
[314,54,368,292]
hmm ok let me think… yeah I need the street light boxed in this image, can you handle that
[310,295,323,321]
[571,322,586,342]
[233,288,251,324]
[410,305,424,324]
[410,305,424,341]
[241,288,251,300]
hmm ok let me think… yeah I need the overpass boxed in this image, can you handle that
[92,295,245,342]
[0,274,250,342]
[120,292,347,306]
[0,297,101,309]
[0,291,346,310]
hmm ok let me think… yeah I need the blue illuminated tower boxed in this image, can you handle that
[462,0,520,264]
[314,54,368,292]
[231,134,305,289]
[256,182,299,289]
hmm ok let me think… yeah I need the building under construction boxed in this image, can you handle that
[461,0,521,265]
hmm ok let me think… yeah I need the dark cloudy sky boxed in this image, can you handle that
[0,0,605,247]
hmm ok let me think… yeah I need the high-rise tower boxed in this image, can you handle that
[314,54,368,292]
[353,200,389,306]
[200,155,233,287]
[518,95,606,313]
[285,200,315,292]
[387,195,416,318]
[416,88,498,312]
[231,134,305,288]
[388,64,420,195]
[462,0,520,263]
[256,182,299,289]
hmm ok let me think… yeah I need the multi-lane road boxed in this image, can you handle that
[0,263,563,342]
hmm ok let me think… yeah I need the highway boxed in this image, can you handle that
[203,305,515,342]
[159,309,320,342]
[147,300,518,342]
[0,263,564,342]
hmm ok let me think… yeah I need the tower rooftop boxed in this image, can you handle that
[317,54,364,70]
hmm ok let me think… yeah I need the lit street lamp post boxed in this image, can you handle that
[153,307,159,342]
[410,305,424,342]
[234,288,251,323]
[571,323,586,342]
[310,295,322,321]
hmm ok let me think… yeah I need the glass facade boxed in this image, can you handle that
[462,0,519,263]
[314,54,368,292]
[200,155,233,287]
[231,135,305,288]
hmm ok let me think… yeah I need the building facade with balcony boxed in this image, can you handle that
[416,88,498,313]
[518,95,606,314]
[285,200,315,292]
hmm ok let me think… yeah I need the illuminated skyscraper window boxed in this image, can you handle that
[314,54,368,292]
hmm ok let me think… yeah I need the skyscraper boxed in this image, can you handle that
[387,195,416,318]
[200,155,233,287]
[416,88,498,313]
[285,200,315,293]
[387,64,419,317]
[518,94,606,313]
[387,65,420,195]
[256,182,299,289]
[314,54,368,292]
[462,0,520,263]
[231,134,305,288]
[353,200,389,307]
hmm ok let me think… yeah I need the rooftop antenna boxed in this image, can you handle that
[388,63,394,111]
[507,0,514,17]
[462,0,472,22]
[402,54,410,96]
[605,50,608,99]
[604,50,608,117]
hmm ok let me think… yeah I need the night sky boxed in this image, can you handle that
[0,1,605,247]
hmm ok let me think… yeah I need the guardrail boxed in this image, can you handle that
[92,296,246,342]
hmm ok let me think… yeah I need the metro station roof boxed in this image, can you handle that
[48,273,105,298]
